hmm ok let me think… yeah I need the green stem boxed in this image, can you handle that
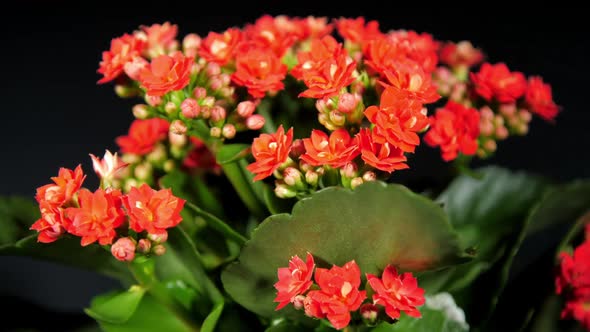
[257,99,277,133]
[220,161,266,218]
[556,210,590,258]
[186,202,247,246]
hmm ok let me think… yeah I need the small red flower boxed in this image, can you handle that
[140,22,178,52]
[363,36,406,76]
[556,242,590,297]
[364,87,429,153]
[470,62,527,103]
[424,101,480,161]
[297,16,333,39]
[299,52,357,99]
[139,52,192,97]
[116,118,170,155]
[231,45,287,99]
[304,260,366,330]
[562,298,590,330]
[122,184,186,235]
[198,28,243,65]
[439,41,484,68]
[525,76,559,121]
[388,30,439,74]
[366,264,425,320]
[336,17,382,45]
[274,253,315,310]
[97,34,146,84]
[244,15,299,57]
[30,202,68,243]
[246,125,293,181]
[65,188,125,246]
[291,35,341,80]
[381,60,440,104]
[357,128,408,173]
[35,165,85,208]
[301,129,359,168]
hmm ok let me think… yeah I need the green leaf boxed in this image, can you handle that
[0,196,39,246]
[374,307,469,332]
[215,144,251,165]
[265,319,308,332]
[201,302,224,332]
[263,185,296,215]
[85,286,146,324]
[97,294,195,332]
[222,181,469,320]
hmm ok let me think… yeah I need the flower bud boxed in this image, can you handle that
[111,237,136,262]
[515,122,529,135]
[146,144,167,163]
[123,57,148,80]
[275,183,297,198]
[290,139,306,159]
[181,98,200,118]
[315,98,328,113]
[305,170,319,187]
[165,101,177,115]
[283,167,304,188]
[146,95,162,107]
[362,171,377,182]
[183,33,201,51]
[137,239,152,254]
[499,103,517,117]
[338,93,358,113]
[340,162,358,179]
[299,161,312,173]
[350,177,364,189]
[222,124,236,139]
[206,62,221,76]
[495,126,509,140]
[519,109,532,123]
[152,244,167,256]
[329,110,346,127]
[360,303,379,323]
[163,160,176,172]
[219,73,231,86]
[148,232,168,244]
[124,179,139,193]
[479,120,494,136]
[169,132,187,147]
[202,96,216,108]
[134,162,153,180]
[210,127,222,138]
[220,86,234,98]
[483,139,497,152]
[210,105,227,123]
[210,76,224,90]
[479,106,494,121]
[132,104,149,119]
[115,84,136,98]
[246,114,265,130]
[293,295,306,310]
[193,87,207,99]
[237,101,256,118]
[200,106,211,119]
[190,62,201,75]
[493,115,505,127]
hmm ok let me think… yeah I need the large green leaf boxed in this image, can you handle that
[222,181,469,319]
[85,286,146,324]
[0,196,39,246]
[201,302,224,332]
[373,307,468,332]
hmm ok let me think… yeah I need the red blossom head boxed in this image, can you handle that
[116,118,170,155]
[122,184,186,235]
[97,34,146,84]
[298,52,357,99]
[470,62,527,103]
[35,165,85,208]
[366,264,425,320]
[140,22,178,53]
[139,52,193,97]
[556,242,590,296]
[381,60,440,104]
[301,129,359,168]
[363,36,407,76]
[231,45,287,99]
[439,41,484,68]
[424,101,480,161]
[246,125,294,181]
[65,188,125,246]
[562,297,590,330]
[198,28,243,65]
[291,35,341,80]
[525,76,559,122]
[274,253,315,310]
[298,16,333,39]
[30,202,68,243]
[357,128,409,173]
[387,30,439,73]
[244,15,299,57]
[336,17,382,45]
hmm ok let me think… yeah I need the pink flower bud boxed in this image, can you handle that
[206,62,221,76]
[293,295,306,310]
[315,98,328,112]
[362,171,377,182]
[290,139,306,159]
[200,106,211,119]
[181,98,200,118]
[480,120,494,136]
[152,244,167,256]
[210,76,224,90]
[202,96,215,108]
[210,126,222,137]
[219,73,231,86]
[246,114,265,130]
[210,106,227,122]
[275,183,297,198]
[519,109,532,123]
[329,110,345,127]
[499,103,517,117]
[495,126,509,140]
[283,167,303,187]
[148,231,168,244]
[516,123,529,135]
[237,101,256,118]
[479,106,494,121]
[305,170,319,186]
[360,303,379,323]
[222,124,236,139]
[132,104,149,119]
[183,33,201,51]
[169,132,187,147]
[134,162,152,180]
[165,102,177,114]
[493,115,505,127]
[340,162,358,178]
[338,93,358,113]
[111,237,136,262]
[193,87,207,99]
[123,57,148,80]
[350,177,364,189]
[483,139,497,152]
[146,95,162,106]
[299,161,312,173]
[170,120,187,135]
[137,239,152,254]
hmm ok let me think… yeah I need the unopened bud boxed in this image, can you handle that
[115,85,135,98]
[318,113,329,127]
[275,183,297,198]
[190,62,201,74]
[283,167,304,188]
[219,86,234,98]
[519,109,532,123]
[146,144,167,163]
[299,161,312,173]
[181,98,200,118]
[206,62,221,76]
[169,132,187,147]
[340,162,358,178]
[170,120,187,135]
[137,239,152,254]
[350,177,364,189]
[148,232,168,244]
[183,33,201,51]
[237,101,256,118]
[315,98,328,112]
[293,295,306,310]
[193,87,207,99]
[305,170,319,186]
[152,244,167,256]
[163,160,176,172]
[210,105,227,123]
[134,162,153,180]
[200,106,211,119]
[111,237,136,262]
[219,73,231,86]
[360,303,379,323]
[493,115,505,127]
[329,110,346,127]
[124,179,139,193]
[146,95,162,107]
[210,76,224,90]
[499,103,517,117]
[246,114,265,130]
[132,104,149,119]
[202,96,215,108]
[479,120,494,136]
[338,93,358,113]
[515,122,529,135]
[477,148,487,158]
[222,124,236,139]
[362,171,377,182]
[495,126,509,140]
[290,139,306,159]
[165,101,177,114]
[210,126,222,137]
[480,106,494,121]
[483,139,497,152]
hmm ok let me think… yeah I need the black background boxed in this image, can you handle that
[1,2,588,331]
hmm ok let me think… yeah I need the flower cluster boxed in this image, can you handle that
[273,253,425,330]
[556,225,590,329]
[30,152,185,261]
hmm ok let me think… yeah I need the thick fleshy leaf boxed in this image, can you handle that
[373,307,469,332]
[85,286,146,324]
[215,144,252,164]
[0,196,39,246]
[222,181,469,319]
[201,302,224,332]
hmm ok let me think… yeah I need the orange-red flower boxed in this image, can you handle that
[364,87,429,153]
[304,260,366,330]
[274,253,315,310]
[116,118,169,155]
[301,129,359,168]
[556,241,590,298]
[139,52,192,97]
[366,265,425,320]
[291,35,340,80]
[90,150,128,182]
[97,34,146,84]
[246,125,293,181]
[525,76,559,121]
[424,101,480,161]
[296,16,333,39]
[122,184,186,235]
[470,62,527,103]
[35,165,85,208]
[140,22,178,53]
[198,28,243,65]
[30,202,68,243]
[65,188,125,246]
[299,52,356,99]
[336,17,382,45]
[381,61,440,104]
[231,45,287,98]
[363,36,406,76]
[388,30,439,74]
[439,41,484,68]
[244,15,299,57]
[562,298,590,330]
[111,237,136,262]
[357,128,408,173]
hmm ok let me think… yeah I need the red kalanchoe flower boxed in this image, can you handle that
[65,188,125,246]
[336,17,382,45]
[246,125,294,181]
[198,28,243,66]
[231,45,287,99]
[525,76,559,121]
[556,241,590,297]
[439,41,484,68]
[35,165,85,208]
[366,264,425,320]
[363,36,406,76]
[90,150,128,182]
[274,253,315,310]
[140,22,178,52]
[381,60,440,104]
[244,15,299,57]
[357,128,409,173]
[298,16,333,39]
[139,52,192,97]
[30,202,68,243]
[111,237,136,262]
[97,34,146,84]
[562,297,590,330]
[470,62,527,103]
[122,184,186,235]
[304,260,367,330]
[299,52,357,99]
[364,87,429,153]
[424,101,480,161]
[116,118,169,155]
[291,35,341,80]
[301,129,360,168]
[388,30,439,73]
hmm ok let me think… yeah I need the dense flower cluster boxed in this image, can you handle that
[273,253,425,329]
